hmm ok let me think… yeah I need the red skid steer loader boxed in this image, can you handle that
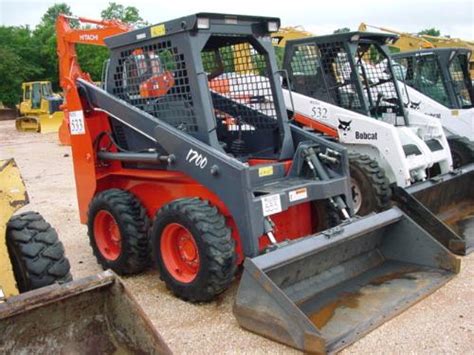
[56,13,460,353]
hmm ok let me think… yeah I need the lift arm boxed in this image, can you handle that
[358,22,434,50]
[359,22,474,76]
[271,26,313,47]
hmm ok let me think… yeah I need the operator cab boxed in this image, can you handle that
[22,82,62,114]
[283,32,407,125]
[105,14,293,162]
[392,48,474,109]
[202,34,283,159]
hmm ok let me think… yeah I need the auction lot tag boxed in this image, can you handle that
[261,194,282,216]
[69,111,85,135]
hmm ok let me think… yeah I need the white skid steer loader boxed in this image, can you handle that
[279,32,474,255]
[281,32,453,213]
[391,48,474,167]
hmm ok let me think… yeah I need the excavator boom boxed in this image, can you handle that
[55,14,131,145]
[359,22,474,76]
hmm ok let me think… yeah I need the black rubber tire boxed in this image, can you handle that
[151,198,237,303]
[448,135,474,169]
[313,200,342,231]
[6,211,72,292]
[349,153,391,216]
[87,189,150,275]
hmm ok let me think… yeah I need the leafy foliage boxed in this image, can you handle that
[39,3,72,26]
[334,27,351,34]
[0,3,146,107]
[419,28,441,37]
[0,26,43,106]
[32,4,73,91]
[80,2,150,80]
[101,2,148,27]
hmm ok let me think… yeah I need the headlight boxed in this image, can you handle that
[350,34,360,42]
[197,17,210,29]
[267,21,279,33]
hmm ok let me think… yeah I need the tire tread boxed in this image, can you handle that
[349,153,391,214]
[87,189,150,275]
[6,211,72,292]
[153,198,237,302]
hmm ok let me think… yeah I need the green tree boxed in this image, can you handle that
[274,47,285,69]
[76,45,109,82]
[101,2,147,27]
[74,3,148,81]
[418,28,441,37]
[39,3,72,26]
[74,3,149,81]
[334,27,350,34]
[0,2,149,105]
[33,3,73,89]
[0,26,43,106]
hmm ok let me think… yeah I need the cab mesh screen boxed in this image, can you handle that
[288,40,405,121]
[289,42,362,111]
[202,37,278,131]
[394,55,450,107]
[356,43,404,120]
[113,40,198,133]
[449,55,473,107]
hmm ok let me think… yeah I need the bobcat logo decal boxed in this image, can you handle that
[338,119,352,136]
[409,101,421,110]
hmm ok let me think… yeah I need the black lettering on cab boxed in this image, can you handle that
[355,131,378,140]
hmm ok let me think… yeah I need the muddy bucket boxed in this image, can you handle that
[394,163,474,255]
[0,270,171,354]
[234,208,460,354]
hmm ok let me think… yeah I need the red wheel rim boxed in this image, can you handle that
[94,210,122,261]
[160,223,200,283]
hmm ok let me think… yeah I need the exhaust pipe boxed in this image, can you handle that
[393,163,474,255]
[234,208,460,353]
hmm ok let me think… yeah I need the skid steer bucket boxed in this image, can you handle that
[394,164,474,255]
[0,270,171,354]
[234,208,460,354]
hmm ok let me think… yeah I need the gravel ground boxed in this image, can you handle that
[1,120,473,354]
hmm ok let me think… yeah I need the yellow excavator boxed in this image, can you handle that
[15,81,64,133]
[0,158,170,353]
[271,26,313,47]
[359,23,474,77]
